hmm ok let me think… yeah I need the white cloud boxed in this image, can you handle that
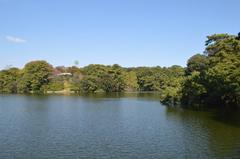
[5,36,27,43]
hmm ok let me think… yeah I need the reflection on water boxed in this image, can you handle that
[166,107,240,158]
[0,94,239,159]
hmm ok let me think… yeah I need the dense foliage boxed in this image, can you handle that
[181,33,240,109]
[0,33,239,109]
[17,61,53,93]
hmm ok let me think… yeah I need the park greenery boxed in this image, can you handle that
[0,33,239,109]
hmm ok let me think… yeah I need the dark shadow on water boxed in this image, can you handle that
[165,105,240,128]
[74,92,161,100]
[209,109,240,128]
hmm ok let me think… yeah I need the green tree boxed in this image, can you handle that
[204,34,240,108]
[135,67,155,91]
[0,68,20,93]
[159,66,185,105]
[181,33,240,109]
[79,76,98,93]
[181,71,207,107]
[186,54,208,74]
[124,71,138,91]
[18,61,53,93]
[100,66,126,92]
[80,64,126,93]
[47,78,64,91]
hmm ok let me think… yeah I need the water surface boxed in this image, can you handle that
[0,94,240,159]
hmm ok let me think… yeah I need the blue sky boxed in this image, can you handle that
[0,0,239,69]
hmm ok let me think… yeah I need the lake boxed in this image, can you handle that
[0,94,240,159]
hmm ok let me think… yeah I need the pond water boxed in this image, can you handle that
[0,94,240,159]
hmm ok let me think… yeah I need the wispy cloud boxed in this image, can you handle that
[5,36,27,43]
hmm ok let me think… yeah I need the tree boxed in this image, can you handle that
[135,67,155,91]
[186,54,208,74]
[0,68,20,93]
[204,33,240,108]
[78,76,98,93]
[181,33,240,109]
[181,71,207,107]
[124,71,138,91]
[47,78,64,91]
[99,66,126,92]
[158,66,185,106]
[80,64,126,93]
[18,61,53,93]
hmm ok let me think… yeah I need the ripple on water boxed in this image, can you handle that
[0,95,240,159]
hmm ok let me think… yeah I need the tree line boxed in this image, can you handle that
[0,33,239,109]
